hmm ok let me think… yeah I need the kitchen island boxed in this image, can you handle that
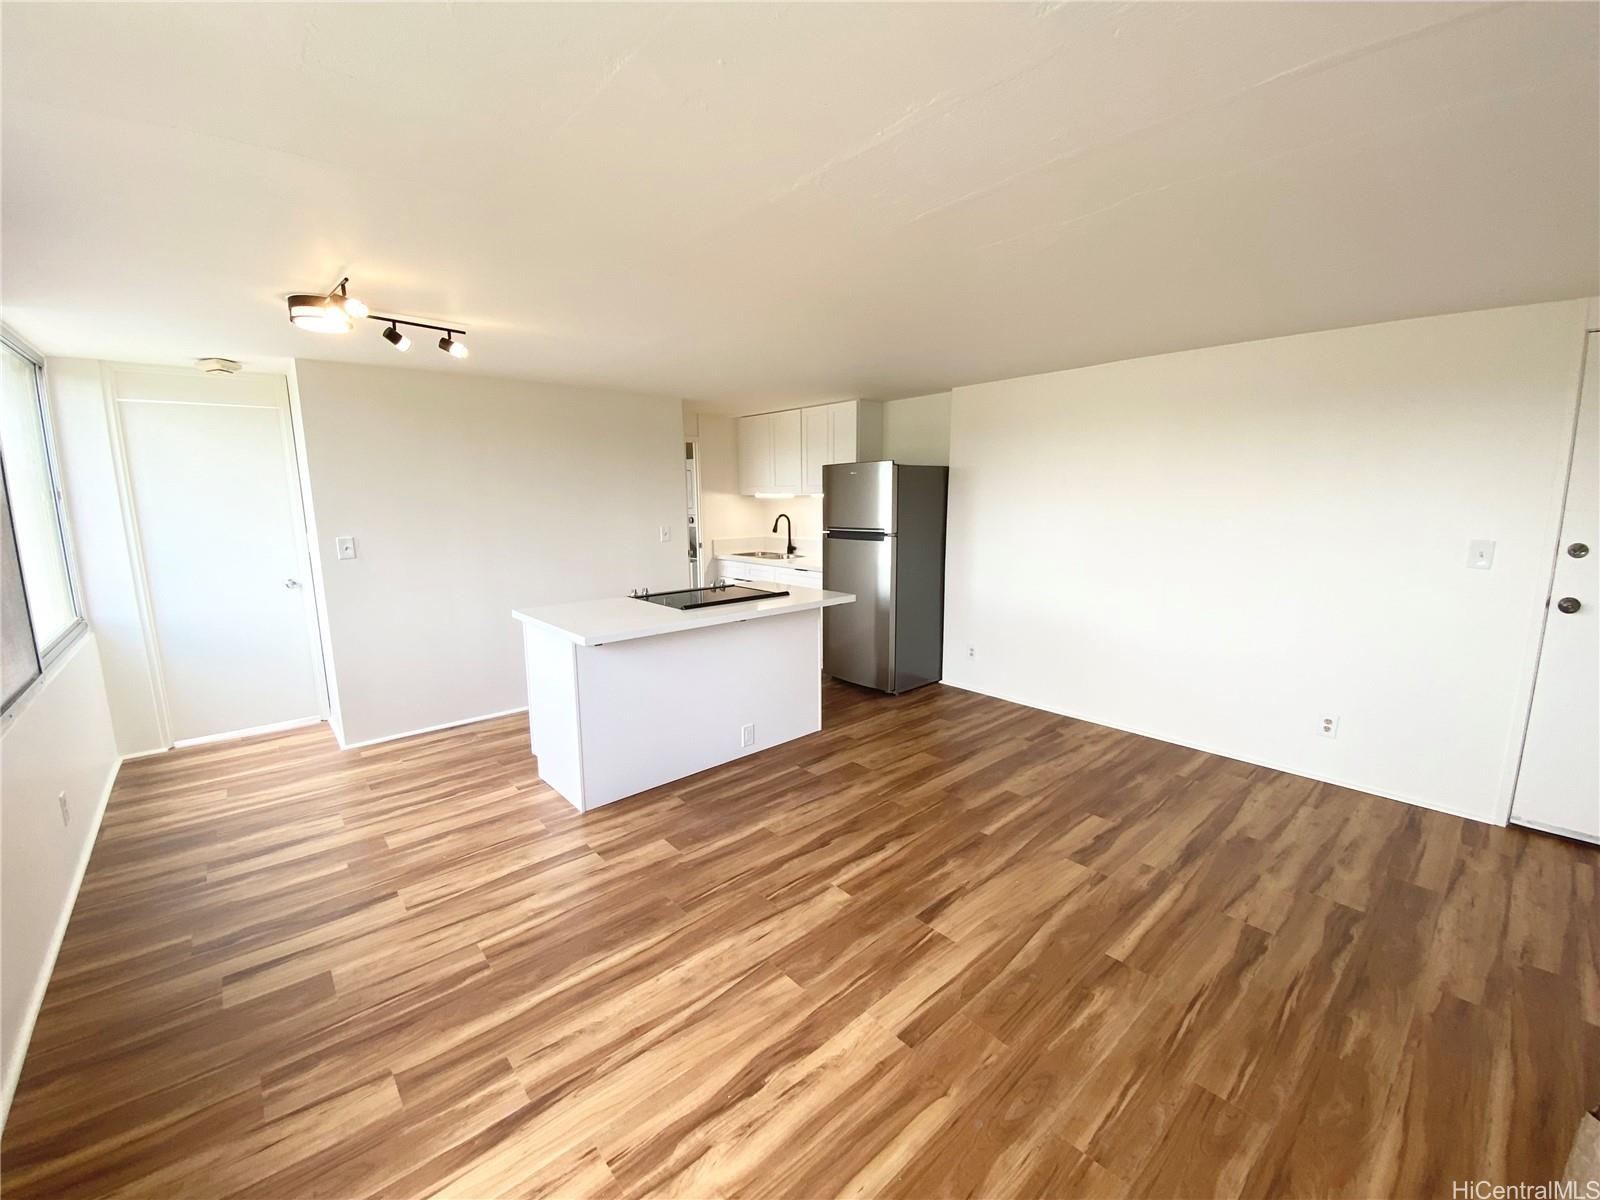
[513,584,855,811]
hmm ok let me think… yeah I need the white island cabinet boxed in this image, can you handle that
[513,585,854,812]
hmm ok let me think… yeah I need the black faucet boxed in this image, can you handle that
[771,512,796,557]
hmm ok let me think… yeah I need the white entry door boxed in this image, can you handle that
[1511,332,1599,842]
[115,368,323,744]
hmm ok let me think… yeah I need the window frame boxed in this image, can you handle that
[0,327,86,683]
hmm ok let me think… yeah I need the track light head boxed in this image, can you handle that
[286,294,351,333]
[382,323,410,351]
[333,278,367,320]
[438,334,469,358]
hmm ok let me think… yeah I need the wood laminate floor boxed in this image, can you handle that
[4,682,1597,1199]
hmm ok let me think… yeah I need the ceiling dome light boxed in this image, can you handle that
[287,294,351,333]
[382,323,411,351]
[438,334,469,358]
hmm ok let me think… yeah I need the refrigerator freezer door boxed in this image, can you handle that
[823,530,894,691]
[823,461,895,533]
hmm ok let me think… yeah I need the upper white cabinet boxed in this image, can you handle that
[802,406,830,494]
[738,410,803,493]
[825,399,882,474]
[737,413,774,492]
[739,400,881,496]
[771,409,803,493]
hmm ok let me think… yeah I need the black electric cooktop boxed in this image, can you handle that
[631,583,790,610]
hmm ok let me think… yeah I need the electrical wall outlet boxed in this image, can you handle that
[335,536,357,561]
[57,791,69,826]
[1319,715,1340,739]
[967,645,976,659]
[740,723,755,748]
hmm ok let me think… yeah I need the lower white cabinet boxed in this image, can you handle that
[774,566,822,587]
[717,558,774,583]
[714,558,822,589]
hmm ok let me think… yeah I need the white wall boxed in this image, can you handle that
[944,300,1590,823]
[294,360,687,747]
[44,360,165,755]
[882,392,952,465]
[1,633,120,1126]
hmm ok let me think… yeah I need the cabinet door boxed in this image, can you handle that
[716,558,777,584]
[737,414,772,495]
[829,400,858,464]
[802,405,829,494]
[770,409,804,493]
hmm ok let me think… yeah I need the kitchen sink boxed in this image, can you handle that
[739,551,792,559]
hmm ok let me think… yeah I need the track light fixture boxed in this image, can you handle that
[285,277,469,359]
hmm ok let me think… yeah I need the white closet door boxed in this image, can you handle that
[117,371,321,743]
[1511,333,1598,841]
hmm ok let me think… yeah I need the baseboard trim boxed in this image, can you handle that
[1509,815,1600,845]
[0,750,122,1132]
[939,678,1497,827]
[337,706,529,752]
[172,715,324,748]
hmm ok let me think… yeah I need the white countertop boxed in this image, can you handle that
[514,584,854,646]
[714,551,823,572]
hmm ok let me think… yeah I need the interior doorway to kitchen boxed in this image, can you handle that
[685,439,705,587]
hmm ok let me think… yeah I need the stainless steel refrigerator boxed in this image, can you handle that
[822,461,949,694]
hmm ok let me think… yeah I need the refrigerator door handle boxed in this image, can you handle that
[826,528,889,541]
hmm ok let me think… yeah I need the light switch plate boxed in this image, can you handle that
[659,525,671,543]
[1466,539,1495,570]
[336,536,357,561]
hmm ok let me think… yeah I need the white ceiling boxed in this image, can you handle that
[3,2,1596,412]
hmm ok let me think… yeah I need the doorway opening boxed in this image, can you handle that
[685,439,704,587]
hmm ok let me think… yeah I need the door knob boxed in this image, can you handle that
[1556,596,1581,614]
[1569,543,1590,558]
[284,579,301,590]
